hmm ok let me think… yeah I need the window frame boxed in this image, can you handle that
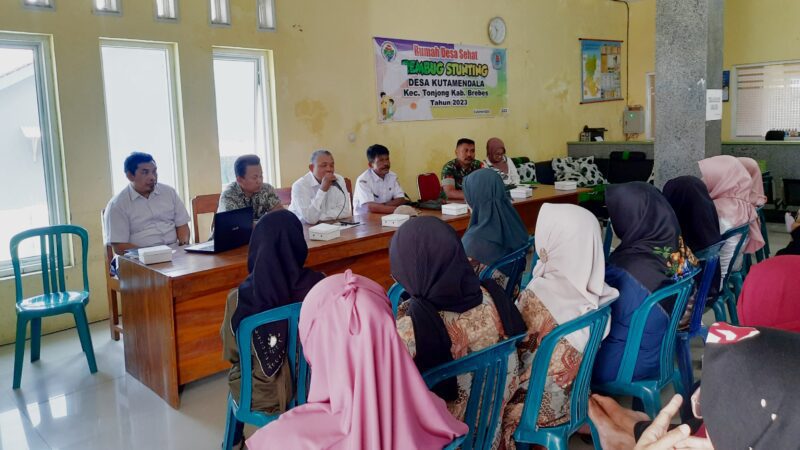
[93,0,122,16]
[0,33,69,277]
[209,0,231,26]
[731,59,800,140]
[22,0,56,11]
[256,0,276,32]
[212,47,279,187]
[98,38,188,202]
[154,0,179,23]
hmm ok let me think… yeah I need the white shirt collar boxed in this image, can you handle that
[127,183,161,201]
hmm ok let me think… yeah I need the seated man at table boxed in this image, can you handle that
[218,154,282,221]
[103,152,191,255]
[289,149,352,224]
[484,137,520,186]
[441,138,484,201]
[353,144,407,214]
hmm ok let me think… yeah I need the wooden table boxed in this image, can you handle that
[118,185,585,408]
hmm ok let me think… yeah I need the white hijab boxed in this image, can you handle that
[528,203,618,349]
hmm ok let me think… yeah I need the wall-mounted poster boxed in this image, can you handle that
[580,39,623,104]
[373,37,508,122]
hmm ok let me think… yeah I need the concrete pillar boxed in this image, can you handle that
[654,0,724,187]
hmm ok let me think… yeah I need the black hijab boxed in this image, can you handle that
[663,176,721,252]
[702,324,800,449]
[231,209,324,377]
[606,182,681,292]
[389,216,526,400]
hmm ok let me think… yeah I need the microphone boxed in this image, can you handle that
[331,179,344,192]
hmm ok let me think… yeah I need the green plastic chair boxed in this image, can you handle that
[10,225,97,389]
[221,301,308,450]
[513,299,616,450]
[592,268,700,419]
[423,334,526,450]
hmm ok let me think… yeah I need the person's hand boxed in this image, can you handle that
[320,173,336,192]
[634,394,692,450]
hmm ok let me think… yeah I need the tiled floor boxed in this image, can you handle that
[0,226,790,450]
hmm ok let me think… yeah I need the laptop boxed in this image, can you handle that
[185,207,253,254]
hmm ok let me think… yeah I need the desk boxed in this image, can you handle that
[119,185,584,408]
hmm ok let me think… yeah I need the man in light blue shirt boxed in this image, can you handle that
[103,152,190,255]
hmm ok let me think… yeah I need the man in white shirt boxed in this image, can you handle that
[353,144,407,214]
[289,150,352,224]
[484,137,521,186]
[104,152,191,255]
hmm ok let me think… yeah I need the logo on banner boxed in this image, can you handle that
[381,41,397,62]
[491,50,504,70]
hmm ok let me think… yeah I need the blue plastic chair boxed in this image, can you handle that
[479,237,534,299]
[422,334,526,450]
[675,241,723,407]
[519,235,538,289]
[603,221,614,260]
[710,224,749,324]
[592,268,700,419]
[10,225,97,389]
[221,302,309,450]
[388,282,406,318]
[513,299,616,450]
[748,206,770,266]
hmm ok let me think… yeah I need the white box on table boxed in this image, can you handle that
[308,223,341,241]
[441,203,469,216]
[381,214,410,228]
[554,181,578,191]
[510,187,533,199]
[138,245,173,265]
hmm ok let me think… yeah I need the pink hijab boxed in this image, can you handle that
[698,155,764,254]
[737,255,800,333]
[246,271,467,450]
[737,157,767,206]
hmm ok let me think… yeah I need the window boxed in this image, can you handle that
[100,40,185,198]
[209,0,230,25]
[212,49,277,187]
[94,0,121,14]
[155,0,178,21]
[257,0,275,31]
[733,61,800,138]
[23,0,54,9]
[0,33,67,275]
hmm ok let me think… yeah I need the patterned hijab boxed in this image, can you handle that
[702,323,800,449]
[529,203,618,349]
[462,168,529,265]
[245,271,468,450]
[389,216,526,400]
[232,209,324,377]
[606,182,697,292]
[698,155,765,254]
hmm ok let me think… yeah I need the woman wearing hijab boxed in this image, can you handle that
[498,204,618,450]
[246,271,468,450]
[737,255,800,332]
[663,175,723,327]
[592,182,698,385]
[777,214,800,255]
[590,322,800,449]
[220,209,324,413]
[390,216,527,417]
[462,168,529,267]
[698,155,764,282]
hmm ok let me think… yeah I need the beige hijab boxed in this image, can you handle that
[528,203,618,349]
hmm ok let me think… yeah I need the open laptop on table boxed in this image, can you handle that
[185,206,253,254]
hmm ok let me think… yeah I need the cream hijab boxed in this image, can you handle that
[528,203,618,349]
